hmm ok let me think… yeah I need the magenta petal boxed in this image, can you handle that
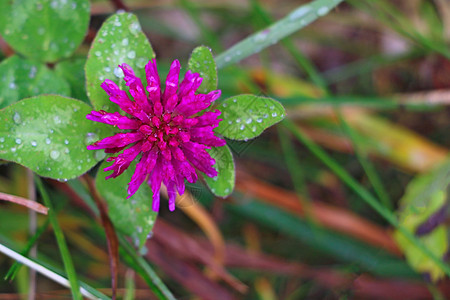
[167,181,177,211]
[104,142,143,179]
[120,63,152,114]
[163,60,180,107]
[87,132,144,150]
[149,159,163,211]
[127,147,158,197]
[87,110,141,130]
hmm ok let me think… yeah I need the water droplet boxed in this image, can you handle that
[224,188,230,193]
[64,139,69,145]
[222,103,227,107]
[84,133,99,145]
[129,22,141,34]
[127,50,136,59]
[15,138,22,145]
[0,137,4,142]
[289,6,311,20]
[252,126,257,132]
[95,51,102,57]
[31,141,37,147]
[9,82,16,89]
[114,67,124,78]
[228,120,232,125]
[53,116,61,124]
[317,7,329,16]
[121,38,129,46]
[64,147,69,154]
[11,147,16,152]
[232,98,237,103]
[29,66,37,78]
[13,112,21,124]
[104,67,111,73]
[240,125,245,130]
[253,30,270,43]
[224,56,231,62]
[271,112,278,117]
[236,118,241,123]
[263,114,268,118]
[50,150,60,160]
[94,150,106,160]
[245,118,252,124]
[45,138,51,144]
[77,165,82,170]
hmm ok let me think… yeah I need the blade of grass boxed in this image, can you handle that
[283,119,450,277]
[215,0,345,69]
[335,110,392,210]
[34,177,82,300]
[0,242,108,300]
[118,234,176,300]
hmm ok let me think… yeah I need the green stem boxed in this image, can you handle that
[35,177,82,300]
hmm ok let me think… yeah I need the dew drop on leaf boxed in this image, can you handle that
[50,150,60,160]
[13,112,21,124]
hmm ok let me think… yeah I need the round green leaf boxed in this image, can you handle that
[96,160,157,249]
[215,94,286,140]
[204,145,235,197]
[0,95,112,180]
[0,55,70,109]
[85,12,155,112]
[188,46,218,93]
[55,58,89,103]
[0,0,90,62]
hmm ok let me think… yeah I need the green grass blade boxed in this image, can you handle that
[335,110,392,210]
[282,119,450,277]
[215,0,345,69]
[118,234,176,300]
[35,177,82,300]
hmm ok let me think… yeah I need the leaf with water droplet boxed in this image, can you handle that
[0,0,90,62]
[215,94,285,140]
[0,95,113,179]
[86,12,155,111]
[55,58,89,103]
[204,145,235,197]
[0,56,70,108]
[96,160,157,249]
[188,46,218,94]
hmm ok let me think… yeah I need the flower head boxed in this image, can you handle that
[87,59,225,211]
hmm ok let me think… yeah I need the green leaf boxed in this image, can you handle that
[188,46,218,93]
[394,158,450,282]
[96,160,157,249]
[204,145,235,197]
[55,58,89,103]
[0,95,112,180]
[0,56,70,109]
[86,12,155,112]
[215,94,285,140]
[0,0,90,62]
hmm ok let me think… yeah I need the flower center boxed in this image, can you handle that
[138,113,190,153]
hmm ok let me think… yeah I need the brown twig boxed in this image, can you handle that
[82,175,119,300]
[0,191,48,215]
[109,0,129,11]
